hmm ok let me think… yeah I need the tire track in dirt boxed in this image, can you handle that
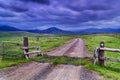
[47,38,90,57]
[47,39,78,56]
[34,65,103,80]
[0,62,52,80]
[0,64,103,80]
[64,39,91,57]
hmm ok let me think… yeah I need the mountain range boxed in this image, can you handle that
[0,25,20,31]
[0,25,120,34]
[26,27,73,34]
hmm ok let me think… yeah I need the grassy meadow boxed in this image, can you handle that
[0,32,74,68]
[82,34,120,80]
[0,32,120,80]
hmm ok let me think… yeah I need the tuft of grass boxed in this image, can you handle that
[31,54,88,66]
[0,58,30,68]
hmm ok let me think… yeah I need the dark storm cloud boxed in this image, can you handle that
[10,5,28,12]
[59,0,117,22]
[0,11,15,17]
[0,0,120,30]
[88,5,111,11]
[21,0,50,5]
[64,2,111,12]
[0,1,9,9]
[0,1,28,12]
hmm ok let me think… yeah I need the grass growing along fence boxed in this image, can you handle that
[31,55,88,66]
[82,35,120,80]
[0,36,74,68]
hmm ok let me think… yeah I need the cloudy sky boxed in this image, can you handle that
[0,0,120,30]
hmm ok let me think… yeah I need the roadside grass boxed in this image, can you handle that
[31,54,88,66]
[0,31,40,37]
[0,58,30,68]
[82,35,120,80]
[0,36,74,52]
[0,36,74,68]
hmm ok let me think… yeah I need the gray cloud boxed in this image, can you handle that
[0,0,120,30]
[10,5,28,12]
[0,8,16,17]
[0,12,15,17]
[21,0,50,5]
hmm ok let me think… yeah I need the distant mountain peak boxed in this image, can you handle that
[48,27,58,29]
[41,27,68,34]
[45,27,63,31]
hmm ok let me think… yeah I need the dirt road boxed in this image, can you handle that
[47,38,90,57]
[0,39,103,80]
[38,65,102,80]
[0,63,103,80]
[0,62,52,80]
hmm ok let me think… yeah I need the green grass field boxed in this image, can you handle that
[0,32,120,80]
[82,34,120,80]
[0,34,74,68]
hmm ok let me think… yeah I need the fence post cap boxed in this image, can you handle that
[100,41,104,47]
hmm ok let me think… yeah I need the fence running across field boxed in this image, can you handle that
[0,42,23,59]
[0,37,42,59]
[93,41,120,66]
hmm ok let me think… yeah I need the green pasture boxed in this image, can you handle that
[0,35,74,68]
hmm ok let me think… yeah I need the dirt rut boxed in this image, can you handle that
[0,62,52,80]
[33,65,102,80]
[0,63,103,80]
[47,39,90,57]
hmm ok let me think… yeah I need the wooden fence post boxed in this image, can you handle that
[23,37,29,57]
[98,41,105,66]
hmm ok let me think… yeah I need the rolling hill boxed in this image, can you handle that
[0,25,20,31]
[0,31,40,37]
[76,28,120,34]
[0,25,120,34]
[27,27,73,34]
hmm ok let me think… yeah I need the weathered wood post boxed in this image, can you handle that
[23,37,29,57]
[98,41,105,66]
